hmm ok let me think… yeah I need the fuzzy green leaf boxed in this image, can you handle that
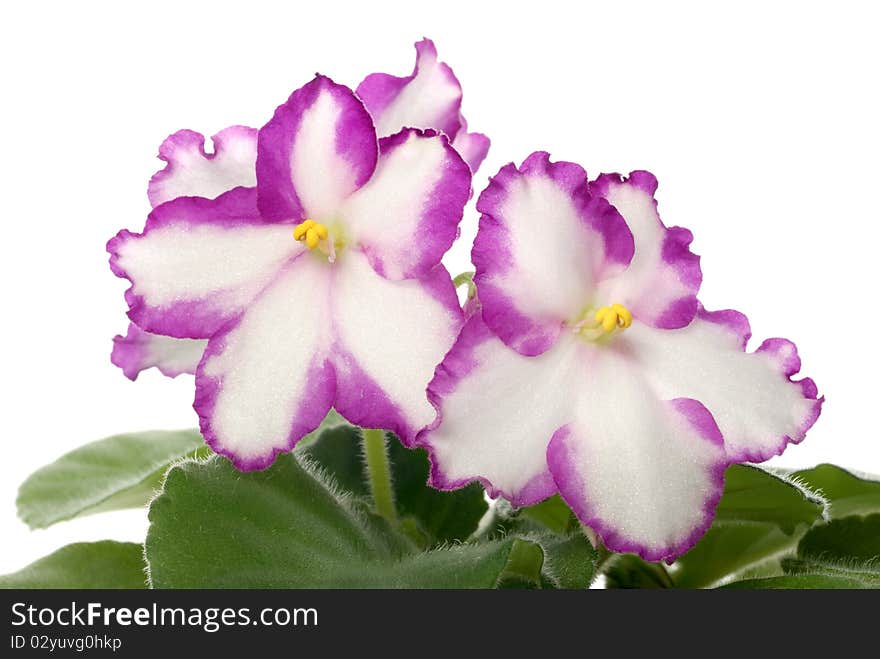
[146,454,512,588]
[0,542,147,589]
[17,430,207,529]
[538,533,598,589]
[778,514,880,588]
[303,427,487,545]
[673,523,798,588]
[713,465,826,533]
[498,539,544,588]
[793,464,880,519]
[721,513,880,589]
[604,555,673,589]
[720,574,867,589]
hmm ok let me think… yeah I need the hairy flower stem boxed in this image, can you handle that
[362,429,398,525]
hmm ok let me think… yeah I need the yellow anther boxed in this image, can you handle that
[592,303,633,335]
[595,307,615,333]
[294,219,329,251]
[305,228,320,249]
[293,219,315,241]
[611,303,632,328]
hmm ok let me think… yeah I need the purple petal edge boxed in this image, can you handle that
[111,325,150,381]
[698,307,824,462]
[110,323,197,381]
[547,399,728,563]
[336,263,462,447]
[593,171,702,329]
[697,305,752,349]
[358,128,471,280]
[427,455,557,508]
[356,38,464,139]
[453,129,491,175]
[331,346,418,446]
[738,337,824,462]
[107,187,269,340]
[257,75,378,221]
[147,125,257,207]
[194,334,337,472]
[417,311,557,507]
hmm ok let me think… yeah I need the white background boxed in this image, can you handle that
[1,1,877,574]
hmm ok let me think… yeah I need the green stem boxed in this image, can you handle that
[361,428,397,524]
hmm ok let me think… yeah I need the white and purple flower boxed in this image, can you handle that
[419,153,823,561]
[113,38,488,382]
[109,76,471,469]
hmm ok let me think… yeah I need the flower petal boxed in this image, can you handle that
[620,307,823,461]
[591,171,701,328]
[341,128,471,279]
[331,250,462,445]
[452,124,490,174]
[111,323,206,380]
[257,75,378,221]
[547,355,727,562]
[108,187,299,338]
[473,152,634,356]
[147,126,258,207]
[195,256,335,470]
[420,313,581,506]
[357,38,463,139]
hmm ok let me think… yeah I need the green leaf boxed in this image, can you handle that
[604,555,673,589]
[720,574,868,589]
[0,542,147,589]
[520,495,577,534]
[381,540,517,588]
[781,558,880,587]
[793,464,880,519]
[297,409,351,448]
[146,454,513,588]
[489,496,579,542]
[798,513,880,563]
[673,523,799,588]
[538,533,598,589]
[714,465,826,533]
[303,426,487,545]
[17,429,208,529]
[302,424,369,495]
[385,435,487,545]
[498,539,544,588]
[729,515,880,589]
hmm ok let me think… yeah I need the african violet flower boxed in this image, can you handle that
[419,153,822,561]
[112,38,487,381]
[109,75,471,469]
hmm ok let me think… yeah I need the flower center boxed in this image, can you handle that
[293,219,328,249]
[294,219,341,262]
[572,303,632,342]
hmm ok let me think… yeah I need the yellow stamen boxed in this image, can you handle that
[592,302,633,335]
[305,228,320,249]
[611,303,632,328]
[293,219,315,241]
[294,219,329,251]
